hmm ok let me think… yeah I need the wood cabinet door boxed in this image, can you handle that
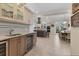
[17,37,21,56]
[8,37,18,56]
[23,7,33,24]
[23,8,30,24]
[0,4,14,18]
[17,35,26,56]
[20,36,26,55]
[8,36,26,56]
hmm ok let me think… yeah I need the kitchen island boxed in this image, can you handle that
[36,30,47,37]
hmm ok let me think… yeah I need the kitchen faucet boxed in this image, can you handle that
[9,29,14,35]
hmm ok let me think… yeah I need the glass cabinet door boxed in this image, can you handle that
[1,4,14,18]
[16,9,23,20]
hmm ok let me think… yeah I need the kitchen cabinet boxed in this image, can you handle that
[8,36,26,56]
[20,35,26,55]
[1,33,36,56]
[18,35,26,56]
[15,5,24,21]
[23,7,33,24]
[16,9,23,20]
[17,36,21,56]
[8,37,18,56]
[0,4,15,18]
[0,3,33,25]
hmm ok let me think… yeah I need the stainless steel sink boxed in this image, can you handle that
[6,34,21,36]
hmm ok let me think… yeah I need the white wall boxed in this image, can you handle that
[71,13,79,55]
[69,4,79,55]
[71,27,79,55]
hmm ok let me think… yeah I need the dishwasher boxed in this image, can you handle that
[0,41,8,56]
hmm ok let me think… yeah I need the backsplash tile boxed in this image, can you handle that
[0,22,30,35]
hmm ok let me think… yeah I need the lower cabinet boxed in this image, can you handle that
[8,33,37,56]
[21,35,27,55]
[8,36,26,56]
[18,35,26,56]
[8,37,18,56]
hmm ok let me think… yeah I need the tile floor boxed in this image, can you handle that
[25,34,71,56]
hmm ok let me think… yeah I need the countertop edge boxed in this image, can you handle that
[0,32,36,41]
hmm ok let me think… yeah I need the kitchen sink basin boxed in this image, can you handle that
[6,34,21,36]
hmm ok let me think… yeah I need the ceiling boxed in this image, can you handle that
[26,3,71,16]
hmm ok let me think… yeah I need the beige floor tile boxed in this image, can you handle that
[25,34,71,56]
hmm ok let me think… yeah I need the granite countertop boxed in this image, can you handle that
[0,32,36,41]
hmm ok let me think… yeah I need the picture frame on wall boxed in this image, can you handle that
[71,12,79,27]
[72,3,79,14]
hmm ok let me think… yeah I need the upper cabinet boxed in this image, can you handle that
[0,3,14,19]
[14,4,24,21]
[23,7,33,24]
[16,8,23,20]
[0,3,33,25]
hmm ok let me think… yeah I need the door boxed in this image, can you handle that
[19,35,26,56]
[8,37,18,56]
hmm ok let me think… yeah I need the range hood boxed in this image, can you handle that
[37,17,41,24]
